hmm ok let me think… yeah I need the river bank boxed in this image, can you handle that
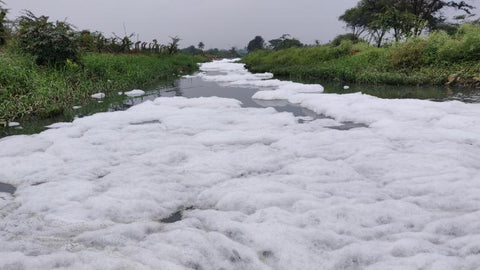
[242,25,480,87]
[0,52,206,122]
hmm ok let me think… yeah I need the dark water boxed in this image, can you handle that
[1,71,479,138]
[0,182,16,194]
[314,81,480,103]
[0,76,318,138]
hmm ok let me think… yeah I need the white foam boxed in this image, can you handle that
[91,93,105,99]
[0,60,479,270]
[196,58,324,95]
[125,89,146,97]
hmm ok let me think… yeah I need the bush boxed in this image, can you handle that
[438,24,480,63]
[16,11,79,66]
[422,31,450,64]
[390,38,427,69]
[331,33,362,46]
[0,1,7,46]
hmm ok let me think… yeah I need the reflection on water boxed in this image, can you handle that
[1,72,479,138]
[312,80,480,103]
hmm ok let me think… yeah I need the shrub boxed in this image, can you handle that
[16,11,79,66]
[422,31,450,64]
[390,38,427,69]
[0,1,7,46]
[438,24,480,63]
[331,33,362,46]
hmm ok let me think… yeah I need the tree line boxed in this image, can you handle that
[247,34,304,52]
[245,0,477,52]
[0,4,182,66]
[339,0,476,47]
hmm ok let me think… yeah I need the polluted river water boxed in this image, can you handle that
[1,59,479,138]
[0,59,480,269]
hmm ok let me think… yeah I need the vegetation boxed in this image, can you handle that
[0,1,7,46]
[16,11,79,66]
[0,51,204,121]
[268,34,303,50]
[247,36,265,52]
[0,8,206,122]
[242,24,480,86]
[339,0,474,46]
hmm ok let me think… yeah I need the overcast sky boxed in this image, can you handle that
[3,0,480,49]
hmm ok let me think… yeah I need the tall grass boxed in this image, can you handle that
[0,52,205,121]
[243,24,480,86]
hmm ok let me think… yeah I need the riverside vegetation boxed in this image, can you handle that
[0,52,204,121]
[243,24,480,86]
[0,7,206,122]
[243,0,480,87]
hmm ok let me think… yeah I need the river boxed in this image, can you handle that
[1,64,479,138]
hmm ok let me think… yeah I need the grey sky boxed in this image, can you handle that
[3,0,479,49]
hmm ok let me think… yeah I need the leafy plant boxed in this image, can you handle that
[0,0,7,45]
[167,36,180,54]
[268,34,303,50]
[390,38,427,69]
[247,36,265,52]
[16,10,79,66]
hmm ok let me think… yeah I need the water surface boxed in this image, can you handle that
[1,71,479,138]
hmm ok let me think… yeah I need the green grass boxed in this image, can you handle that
[243,24,480,86]
[0,51,206,121]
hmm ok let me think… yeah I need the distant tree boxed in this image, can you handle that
[182,45,202,55]
[198,41,205,50]
[167,36,180,54]
[400,0,473,36]
[268,34,303,50]
[247,35,265,52]
[187,45,196,54]
[229,46,240,57]
[78,30,96,52]
[339,0,475,46]
[112,32,134,53]
[0,0,7,45]
[339,5,369,39]
[330,33,362,46]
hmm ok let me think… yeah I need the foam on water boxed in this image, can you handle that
[0,59,479,270]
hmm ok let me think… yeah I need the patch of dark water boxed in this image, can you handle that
[327,122,369,131]
[161,206,194,223]
[178,77,319,118]
[161,210,183,223]
[0,182,16,194]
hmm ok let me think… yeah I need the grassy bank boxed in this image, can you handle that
[243,24,480,86]
[0,52,206,121]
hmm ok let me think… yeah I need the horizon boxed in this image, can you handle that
[3,0,480,49]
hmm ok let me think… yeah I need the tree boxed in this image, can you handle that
[331,33,362,46]
[339,5,369,39]
[167,36,180,54]
[17,10,79,66]
[198,41,205,50]
[229,46,240,57]
[268,34,303,50]
[247,35,264,52]
[0,0,7,45]
[339,0,474,46]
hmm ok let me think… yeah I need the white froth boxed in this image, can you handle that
[124,89,146,97]
[90,93,105,99]
[0,59,479,270]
